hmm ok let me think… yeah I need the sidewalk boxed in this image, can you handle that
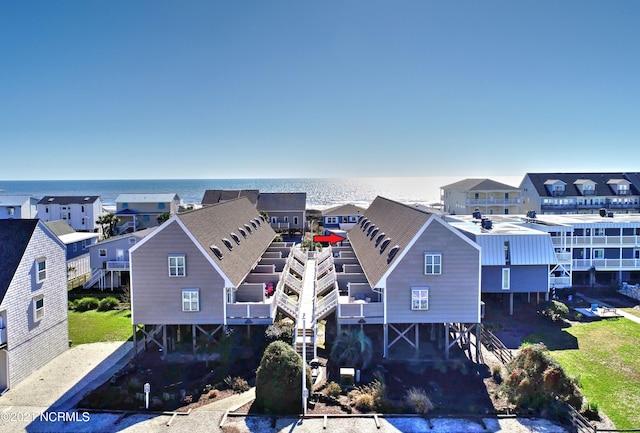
[575,292,640,325]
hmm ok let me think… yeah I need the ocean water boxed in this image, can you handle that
[0,176,522,209]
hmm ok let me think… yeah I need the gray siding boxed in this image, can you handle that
[131,221,226,325]
[386,220,480,324]
[481,265,548,293]
[0,224,68,388]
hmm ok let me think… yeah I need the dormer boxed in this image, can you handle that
[544,179,566,196]
[573,179,596,196]
[607,179,631,196]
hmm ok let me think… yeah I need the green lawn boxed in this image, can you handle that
[68,309,133,345]
[527,318,640,429]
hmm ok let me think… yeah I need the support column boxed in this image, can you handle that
[192,324,196,355]
[383,324,388,358]
[509,293,514,316]
[132,325,137,356]
[162,325,167,360]
[415,323,419,358]
[445,323,450,359]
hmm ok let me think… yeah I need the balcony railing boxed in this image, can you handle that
[573,258,640,270]
[106,261,130,271]
[541,203,577,210]
[466,198,521,206]
[226,302,273,321]
[549,276,572,288]
[337,301,384,322]
[555,252,572,263]
[270,222,290,229]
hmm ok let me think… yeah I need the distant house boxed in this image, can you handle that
[448,216,557,315]
[46,221,99,287]
[129,198,286,357]
[201,190,307,234]
[331,196,482,358]
[321,204,365,235]
[85,227,156,291]
[201,190,259,206]
[257,193,306,233]
[520,172,640,215]
[115,193,183,233]
[0,195,38,219]
[36,195,104,232]
[0,219,69,391]
[440,178,522,216]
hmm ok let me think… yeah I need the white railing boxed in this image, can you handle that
[284,273,302,293]
[226,303,272,319]
[292,249,308,264]
[276,290,298,319]
[549,276,572,288]
[555,252,572,263]
[271,222,290,229]
[316,289,339,320]
[117,221,135,233]
[573,258,640,270]
[338,302,384,319]
[466,198,521,206]
[83,269,104,288]
[317,273,336,294]
[290,259,305,276]
[316,249,333,264]
[106,261,130,270]
[564,235,640,246]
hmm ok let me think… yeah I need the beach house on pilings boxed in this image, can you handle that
[334,197,482,359]
[129,197,291,357]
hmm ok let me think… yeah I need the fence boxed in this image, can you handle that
[480,326,513,365]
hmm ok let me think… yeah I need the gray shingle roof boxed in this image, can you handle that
[524,172,640,197]
[322,204,366,217]
[37,195,101,205]
[441,178,519,191]
[45,220,76,237]
[0,219,38,303]
[201,190,260,206]
[257,192,306,212]
[178,197,276,287]
[348,196,434,288]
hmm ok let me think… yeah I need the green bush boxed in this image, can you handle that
[405,387,434,414]
[97,296,120,311]
[265,322,295,345]
[325,381,342,398]
[501,343,583,411]
[348,378,387,412]
[330,329,373,370]
[254,341,312,414]
[540,300,569,321]
[75,297,100,312]
[224,376,250,394]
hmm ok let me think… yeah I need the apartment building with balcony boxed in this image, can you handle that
[36,195,104,232]
[440,178,522,216]
[520,172,640,215]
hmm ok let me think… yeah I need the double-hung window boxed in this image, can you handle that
[424,253,442,275]
[36,258,47,283]
[182,289,199,312]
[411,288,429,310]
[502,268,510,290]
[34,296,45,321]
[169,255,186,277]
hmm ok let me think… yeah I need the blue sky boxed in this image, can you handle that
[1,1,639,180]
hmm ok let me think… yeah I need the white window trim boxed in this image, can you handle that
[424,253,442,275]
[182,288,200,312]
[411,288,429,310]
[36,257,47,283]
[33,296,45,321]
[168,255,186,277]
[593,249,604,259]
[501,268,510,290]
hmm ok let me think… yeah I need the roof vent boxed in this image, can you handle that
[481,218,493,230]
[250,221,257,228]
[239,227,247,238]
[380,238,391,253]
[387,245,400,263]
[230,233,241,244]
[367,224,376,236]
[472,210,482,219]
[370,227,379,240]
[362,220,371,231]
[84,196,91,201]
[48,197,55,202]
[375,232,385,246]
[222,238,233,251]
[599,208,607,217]
[244,224,253,233]
[359,218,369,227]
[210,245,223,259]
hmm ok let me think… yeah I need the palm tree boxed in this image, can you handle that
[330,328,373,370]
[96,213,120,239]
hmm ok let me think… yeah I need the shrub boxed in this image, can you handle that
[348,378,387,412]
[97,296,120,311]
[501,343,583,411]
[582,400,600,421]
[75,297,100,312]
[491,365,503,382]
[265,322,295,345]
[254,341,312,414]
[353,393,375,411]
[330,329,373,370]
[325,381,342,398]
[224,376,250,394]
[540,300,569,322]
[405,387,434,414]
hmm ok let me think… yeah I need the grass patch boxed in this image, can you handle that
[529,318,640,429]
[69,309,132,345]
